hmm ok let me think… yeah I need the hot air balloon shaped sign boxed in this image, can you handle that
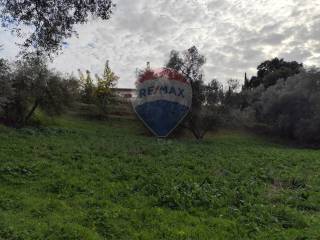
[132,68,192,137]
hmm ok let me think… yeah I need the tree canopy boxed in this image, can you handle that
[0,0,115,55]
[166,46,225,139]
[244,58,303,89]
[0,54,79,126]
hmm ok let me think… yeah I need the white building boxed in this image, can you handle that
[113,88,136,101]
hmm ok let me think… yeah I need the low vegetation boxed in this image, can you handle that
[0,115,319,239]
[242,69,320,145]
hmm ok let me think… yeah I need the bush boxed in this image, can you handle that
[0,58,14,115]
[0,55,79,126]
[247,69,320,144]
[78,61,119,118]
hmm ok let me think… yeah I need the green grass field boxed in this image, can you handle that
[0,116,319,239]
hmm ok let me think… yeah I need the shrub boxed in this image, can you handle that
[248,69,320,144]
[0,58,14,116]
[0,55,79,126]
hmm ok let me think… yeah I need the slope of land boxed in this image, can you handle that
[0,116,319,239]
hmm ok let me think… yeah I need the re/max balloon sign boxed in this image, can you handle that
[132,68,192,137]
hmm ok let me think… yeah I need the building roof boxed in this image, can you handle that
[112,88,136,92]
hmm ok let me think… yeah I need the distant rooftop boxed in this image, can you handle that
[112,88,135,91]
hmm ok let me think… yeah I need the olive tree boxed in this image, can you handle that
[0,0,115,55]
[247,68,320,144]
[2,55,79,126]
[166,46,225,139]
[0,58,14,115]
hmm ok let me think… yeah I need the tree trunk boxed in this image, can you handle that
[188,121,203,140]
[24,99,39,124]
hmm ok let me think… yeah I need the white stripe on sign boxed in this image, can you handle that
[132,77,192,107]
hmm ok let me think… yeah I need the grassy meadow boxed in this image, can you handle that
[0,115,320,239]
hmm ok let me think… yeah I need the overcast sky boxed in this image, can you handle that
[1,0,320,88]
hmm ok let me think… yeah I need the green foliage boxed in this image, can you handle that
[0,58,14,114]
[78,61,119,118]
[0,0,115,55]
[0,55,79,126]
[166,46,219,139]
[79,70,96,104]
[244,58,303,89]
[166,47,242,138]
[240,68,320,144]
[255,69,320,144]
[0,116,319,239]
[95,61,119,115]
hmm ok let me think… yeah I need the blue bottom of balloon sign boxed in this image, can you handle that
[134,100,189,137]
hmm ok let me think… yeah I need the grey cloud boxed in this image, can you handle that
[259,22,284,34]
[280,47,312,62]
[261,33,288,45]
[1,0,320,87]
